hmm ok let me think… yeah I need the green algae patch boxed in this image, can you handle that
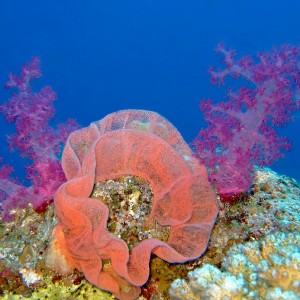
[2,274,114,300]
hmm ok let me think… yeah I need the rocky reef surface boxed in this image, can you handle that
[0,168,299,299]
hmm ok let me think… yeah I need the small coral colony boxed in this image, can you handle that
[0,44,299,299]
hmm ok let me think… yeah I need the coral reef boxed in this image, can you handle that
[50,109,218,299]
[0,204,113,299]
[168,168,300,299]
[169,231,300,300]
[1,45,299,300]
[248,168,300,235]
[0,166,298,299]
[0,204,56,275]
[193,44,300,198]
[90,175,171,251]
[207,168,300,258]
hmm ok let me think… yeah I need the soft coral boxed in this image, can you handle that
[193,43,300,199]
[0,57,79,220]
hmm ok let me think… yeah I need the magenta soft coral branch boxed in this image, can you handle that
[193,43,300,199]
[0,57,79,220]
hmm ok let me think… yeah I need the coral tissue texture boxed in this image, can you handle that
[52,110,218,299]
[169,231,300,300]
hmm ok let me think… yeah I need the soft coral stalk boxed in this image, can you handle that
[0,57,79,220]
[193,43,300,199]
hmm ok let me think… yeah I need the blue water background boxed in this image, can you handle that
[0,0,299,182]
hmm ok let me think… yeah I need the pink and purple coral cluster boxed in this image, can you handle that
[0,43,299,299]
[0,57,79,220]
[1,44,299,219]
[193,43,300,200]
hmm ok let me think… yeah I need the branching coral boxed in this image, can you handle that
[48,110,218,300]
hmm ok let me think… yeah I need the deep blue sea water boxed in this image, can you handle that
[0,0,299,182]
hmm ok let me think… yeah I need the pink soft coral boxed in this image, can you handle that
[193,43,300,199]
[0,58,79,220]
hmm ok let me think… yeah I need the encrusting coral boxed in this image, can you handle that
[169,231,300,300]
[47,109,218,299]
